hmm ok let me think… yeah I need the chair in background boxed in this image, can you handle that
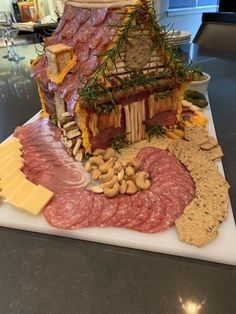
[193,12,236,53]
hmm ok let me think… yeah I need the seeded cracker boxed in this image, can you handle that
[168,138,230,247]
[175,212,219,247]
[184,125,209,145]
[201,145,223,161]
[200,136,218,150]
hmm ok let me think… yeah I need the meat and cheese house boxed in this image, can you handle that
[31,0,190,159]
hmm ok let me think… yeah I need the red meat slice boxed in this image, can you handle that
[94,195,119,227]
[110,194,133,227]
[15,119,88,193]
[91,8,108,26]
[130,190,166,232]
[145,111,177,127]
[124,192,153,228]
[44,189,92,229]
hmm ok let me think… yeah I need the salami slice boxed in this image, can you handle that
[132,190,166,232]
[110,194,134,227]
[91,8,108,26]
[124,192,153,229]
[94,195,119,227]
[44,189,91,229]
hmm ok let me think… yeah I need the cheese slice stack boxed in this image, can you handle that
[0,137,54,215]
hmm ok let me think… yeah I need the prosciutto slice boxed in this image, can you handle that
[14,119,89,193]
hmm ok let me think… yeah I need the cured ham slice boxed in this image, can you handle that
[14,119,89,193]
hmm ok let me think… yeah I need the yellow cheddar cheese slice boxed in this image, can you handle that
[0,174,26,198]
[6,180,36,208]
[0,137,20,145]
[20,185,54,215]
[0,152,23,165]
[47,54,77,84]
[0,142,22,156]
[0,169,25,190]
[0,157,23,178]
[0,138,21,150]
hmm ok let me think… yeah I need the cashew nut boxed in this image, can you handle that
[126,180,138,195]
[119,180,127,194]
[117,168,125,182]
[89,156,104,167]
[85,161,92,172]
[124,174,135,181]
[100,175,118,189]
[104,182,119,198]
[113,161,122,174]
[125,166,135,178]
[104,147,117,161]
[89,186,104,194]
[91,169,101,181]
[99,168,114,183]
[99,157,116,174]
[93,148,105,156]
[122,158,140,170]
[136,171,151,190]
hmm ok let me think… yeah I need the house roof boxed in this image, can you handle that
[32,3,127,112]
[32,1,184,113]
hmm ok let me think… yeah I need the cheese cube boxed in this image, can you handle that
[46,43,73,77]
[6,180,36,207]
[20,185,54,215]
[0,175,26,198]
[0,169,25,190]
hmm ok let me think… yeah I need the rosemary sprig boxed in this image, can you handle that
[78,1,191,109]
[146,124,166,141]
[95,102,116,115]
[110,133,130,152]
[154,90,173,101]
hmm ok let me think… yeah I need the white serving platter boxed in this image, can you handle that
[0,102,236,265]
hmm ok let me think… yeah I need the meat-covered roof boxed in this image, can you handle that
[32,4,126,112]
[32,1,187,114]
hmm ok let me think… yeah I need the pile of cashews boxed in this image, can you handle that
[85,147,151,198]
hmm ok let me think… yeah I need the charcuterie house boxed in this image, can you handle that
[31,0,190,157]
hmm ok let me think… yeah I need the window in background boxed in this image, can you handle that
[169,0,219,9]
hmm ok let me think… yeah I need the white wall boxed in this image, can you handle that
[0,0,13,13]
[156,0,218,40]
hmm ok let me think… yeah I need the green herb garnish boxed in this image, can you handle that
[110,133,130,152]
[78,1,192,111]
[146,124,166,141]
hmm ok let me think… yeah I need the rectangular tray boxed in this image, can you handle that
[1,103,236,265]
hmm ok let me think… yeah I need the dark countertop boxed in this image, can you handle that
[0,44,236,314]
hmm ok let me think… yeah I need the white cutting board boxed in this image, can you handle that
[0,103,236,265]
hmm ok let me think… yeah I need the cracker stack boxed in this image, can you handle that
[168,134,229,247]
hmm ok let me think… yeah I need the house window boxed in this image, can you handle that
[169,0,219,10]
